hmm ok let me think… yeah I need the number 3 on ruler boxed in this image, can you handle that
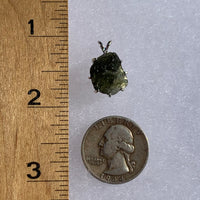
[27,162,41,179]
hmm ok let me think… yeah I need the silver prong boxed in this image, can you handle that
[88,77,91,79]
[105,40,112,53]
[92,58,96,63]
[94,90,98,93]
[98,41,104,53]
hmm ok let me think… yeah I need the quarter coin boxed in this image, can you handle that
[81,116,148,184]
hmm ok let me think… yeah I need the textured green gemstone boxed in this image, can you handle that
[90,42,128,97]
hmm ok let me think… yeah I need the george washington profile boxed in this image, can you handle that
[99,125,135,175]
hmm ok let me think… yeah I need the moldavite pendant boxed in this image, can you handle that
[89,41,128,97]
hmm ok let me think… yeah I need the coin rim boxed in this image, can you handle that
[81,115,149,184]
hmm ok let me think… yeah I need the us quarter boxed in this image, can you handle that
[81,116,149,184]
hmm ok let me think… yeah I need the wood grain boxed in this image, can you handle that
[0,0,68,199]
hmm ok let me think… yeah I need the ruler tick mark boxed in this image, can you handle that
[59,156,68,158]
[51,199,68,200]
[27,180,67,182]
[51,124,68,126]
[59,83,68,85]
[42,70,68,72]
[55,189,68,191]
[56,97,68,99]
[50,161,68,163]
[56,44,67,46]
[55,9,67,11]
[51,88,68,90]
[42,1,67,2]
[51,53,67,55]
[51,18,68,20]
[60,31,68,33]
[41,142,67,145]
[55,79,68,81]
[28,106,67,108]
[29,35,67,38]
[56,27,68,29]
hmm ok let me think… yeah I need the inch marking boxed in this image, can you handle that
[55,9,67,11]
[42,70,68,72]
[59,175,68,177]
[59,83,68,85]
[27,180,68,182]
[51,88,68,90]
[51,18,68,20]
[51,199,68,200]
[26,1,68,200]
[60,156,68,158]
[51,124,68,126]
[55,79,68,81]
[29,35,67,38]
[56,27,68,29]
[41,1,67,3]
[51,199,69,200]
[51,52,67,55]
[28,106,67,108]
[41,143,67,145]
[55,171,68,173]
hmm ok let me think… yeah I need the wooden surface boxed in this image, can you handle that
[0,0,68,199]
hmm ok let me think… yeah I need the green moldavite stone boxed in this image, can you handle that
[90,41,128,97]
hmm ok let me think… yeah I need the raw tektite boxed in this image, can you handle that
[90,41,128,97]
